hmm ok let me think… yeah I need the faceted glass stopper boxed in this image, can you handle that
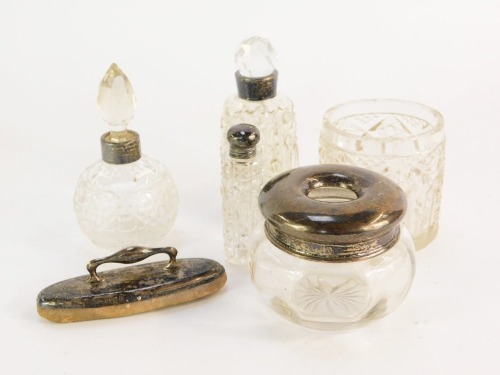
[97,63,136,132]
[236,36,276,78]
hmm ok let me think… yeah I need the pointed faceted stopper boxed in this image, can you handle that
[236,36,276,78]
[97,63,136,133]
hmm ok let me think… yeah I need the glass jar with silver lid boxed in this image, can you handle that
[250,164,416,329]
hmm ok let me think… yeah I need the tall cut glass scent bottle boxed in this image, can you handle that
[74,64,178,250]
[221,124,262,265]
[220,36,299,184]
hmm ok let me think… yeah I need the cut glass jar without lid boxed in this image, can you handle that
[319,99,445,250]
[250,164,416,330]
[220,36,299,184]
[74,63,178,250]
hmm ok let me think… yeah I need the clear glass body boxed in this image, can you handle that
[221,94,299,184]
[250,227,416,330]
[221,155,263,265]
[319,99,445,250]
[74,155,178,250]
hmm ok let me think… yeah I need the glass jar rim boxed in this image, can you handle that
[323,98,444,141]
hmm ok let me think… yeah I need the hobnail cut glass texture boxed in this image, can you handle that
[74,155,178,250]
[250,227,416,330]
[319,99,445,250]
[221,94,299,184]
[221,156,263,265]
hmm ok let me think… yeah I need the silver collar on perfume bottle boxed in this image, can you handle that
[235,70,278,101]
[101,130,141,164]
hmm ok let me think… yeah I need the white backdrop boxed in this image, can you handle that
[1,1,499,374]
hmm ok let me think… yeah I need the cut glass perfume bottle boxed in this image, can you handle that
[74,64,178,250]
[220,36,299,184]
[221,124,263,265]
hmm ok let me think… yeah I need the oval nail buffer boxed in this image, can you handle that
[37,247,227,323]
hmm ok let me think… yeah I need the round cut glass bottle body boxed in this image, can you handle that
[74,155,178,250]
[250,227,415,330]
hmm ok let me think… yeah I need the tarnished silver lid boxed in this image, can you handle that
[259,164,407,262]
[227,124,260,159]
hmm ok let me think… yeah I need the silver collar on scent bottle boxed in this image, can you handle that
[101,130,141,164]
[235,70,278,101]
